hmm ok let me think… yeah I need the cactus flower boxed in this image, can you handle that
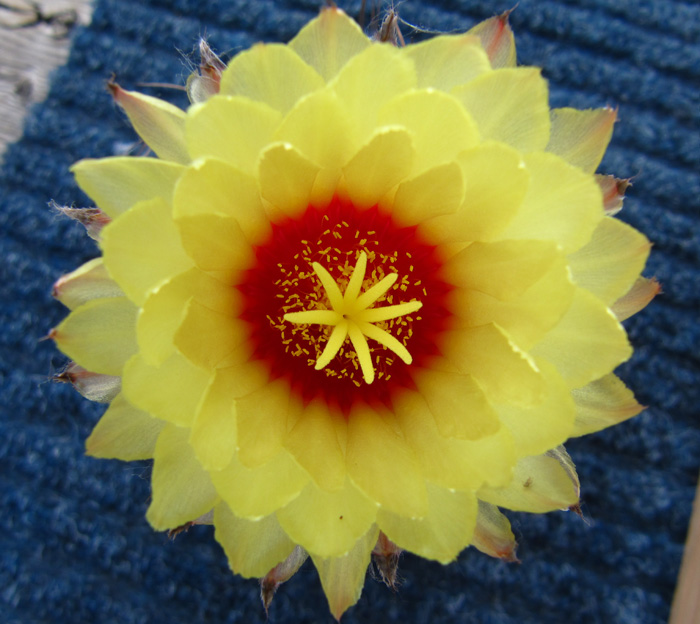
[51,8,656,619]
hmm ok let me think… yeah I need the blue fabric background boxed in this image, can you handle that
[1,1,698,622]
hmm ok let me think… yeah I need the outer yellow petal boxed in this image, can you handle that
[86,393,164,460]
[214,502,296,578]
[52,296,137,376]
[391,162,464,226]
[421,142,529,242]
[413,368,499,440]
[394,390,516,490]
[496,360,576,457]
[146,423,219,530]
[235,378,292,468]
[52,258,123,310]
[452,68,550,152]
[289,7,370,82]
[346,404,427,517]
[378,89,479,174]
[479,450,579,513]
[101,197,194,305]
[568,216,651,305]
[186,96,282,173]
[611,277,660,322]
[212,450,308,519]
[440,324,546,407]
[258,142,320,219]
[110,84,189,163]
[570,373,644,437]
[497,152,604,253]
[173,299,250,370]
[173,157,270,241]
[330,44,415,141]
[403,34,491,91]
[137,268,243,366]
[121,352,212,427]
[219,43,324,113]
[531,289,632,387]
[547,107,616,173]
[378,484,477,564]
[310,525,379,621]
[450,253,575,350]
[472,500,518,561]
[466,13,517,68]
[343,128,414,208]
[285,399,347,492]
[72,157,184,219]
[276,479,378,558]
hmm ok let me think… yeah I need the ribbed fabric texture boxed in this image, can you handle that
[1,1,698,622]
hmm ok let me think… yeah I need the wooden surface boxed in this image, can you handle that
[0,0,93,155]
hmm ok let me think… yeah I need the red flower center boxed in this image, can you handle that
[238,197,452,410]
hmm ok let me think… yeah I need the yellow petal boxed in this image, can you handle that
[235,378,293,468]
[497,152,604,253]
[391,162,464,226]
[101,197,194,305]
[452,68,550,152]
[214,502,296,578]
[378,89,479,174]
[420,142,529,242]
[343,128,414,208]
[568,216,651,305]
[72,157,184,219]
[378,484,478,564]
[276,478,378,558]
[258,142,320,219]
[467,12,517,68]
[121,352,212,427]
[495,359,576,457]
[547,107,617,173]
[59,363,120,403]
[86,393,164,460]
[289,7,370,82]
[137,267,243,366]
[219,43,324,113]
[175,213,255,280]
[413,368,499,440]
[52,297,137,376]
[394,390,516,490]
[443,239,561,300]
[285,399,347,492]
[310,524,379,621]
[570,373,644,436]
[173,157,270,242]
[186,96,282,173]
[274,88,358,170]
[110,84,189,163]
[611,277,660,322]
[174,299,250,370]
[531,288,632,387]
[212,450,308,519]
[330,44,415,141]
[146,423,219,530]
[403,34,491,91]
[346,404,427,517]
[450,253,575,350]
[440,324,546,407]
[479,450,579,513]
[472,500,518,561]
[52,258,123,310]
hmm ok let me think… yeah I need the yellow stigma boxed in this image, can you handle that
[283,251,423,384]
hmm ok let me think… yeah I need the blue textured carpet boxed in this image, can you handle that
[1,1,699,622]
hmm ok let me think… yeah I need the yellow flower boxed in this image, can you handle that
[51,8,657,619]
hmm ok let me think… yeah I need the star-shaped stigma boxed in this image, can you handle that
[283,251,423,384]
